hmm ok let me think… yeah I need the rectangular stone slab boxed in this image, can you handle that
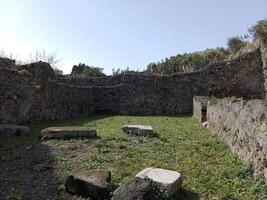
[65,170,111,199]
[122,125,153,137]
[41,127,97,140]
[135,167,182,196]
[0,124,29,137]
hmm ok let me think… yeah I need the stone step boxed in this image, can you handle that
[122,125,154,137]
[135,167,182,196]
[0,124,29,137]
[40,126,97,140]
[65,170,111,199]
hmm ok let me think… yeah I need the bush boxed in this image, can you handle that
[249,19,267,42]
[227,36,248,55]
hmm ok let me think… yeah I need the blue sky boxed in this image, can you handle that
[0,0,266,74]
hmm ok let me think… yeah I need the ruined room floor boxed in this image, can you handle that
[0,115,267,200]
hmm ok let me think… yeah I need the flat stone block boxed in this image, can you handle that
[41,126,97,140]
[65,170,111,199]
[0,124,29,137]
[122,125,154,137]
[136,167,182,196]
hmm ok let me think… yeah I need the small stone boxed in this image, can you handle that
[113,177,154,200]
[122,125,154,137]
[135,167,182,196]
[65,170,111,199]
[0,124,29,137]
[40,127,97,140]
[25,146,33,151]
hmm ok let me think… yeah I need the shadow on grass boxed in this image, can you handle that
[175,188,200,200]
[0,143,64,199]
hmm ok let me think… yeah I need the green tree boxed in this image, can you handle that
[227,36,248,55]
[249,19,267,42]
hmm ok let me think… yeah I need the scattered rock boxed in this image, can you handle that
[113,177,154,200]
[25,146,33,151]
[40,127,97,140]
[65,170,111,200]
[122,125,154,137]
[0,124,29,137]
[202,121,207,127]
[136,167,182,196]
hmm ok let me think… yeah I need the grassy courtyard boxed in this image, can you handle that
[0,115,267,199]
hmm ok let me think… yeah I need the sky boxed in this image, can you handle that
[0,0,266,75]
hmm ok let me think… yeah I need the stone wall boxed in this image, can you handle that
[205,97,267,181]
[0,44,266,124]
[260,40,267,99]
[193,96,208,123]
[0,63,95,124]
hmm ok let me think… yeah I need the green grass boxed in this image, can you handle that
[1,114,267,199]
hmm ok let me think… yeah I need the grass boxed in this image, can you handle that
[1,114,267,199]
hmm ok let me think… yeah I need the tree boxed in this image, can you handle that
[29,49,63,74]
[112,67,139,75]
[227,36,248,55]
[72,63,105,77]
[249,19,267,42]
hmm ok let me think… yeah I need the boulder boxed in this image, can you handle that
[0,124,29,137]
[65,170,111,200]
[113,177,154,200]
[135,167,182,196]
[41,126,97,140]
[122,125,154,137]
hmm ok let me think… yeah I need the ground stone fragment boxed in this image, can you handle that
[0,124,29,137]
[135,167,182,196]
[113,177,154,200]
[65,170,111,200]
[122,125,154,137]
[40,126,97,140]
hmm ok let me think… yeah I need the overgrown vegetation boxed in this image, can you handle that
[249,19,267,42]
[145,19,267,75]
[71,63,105,77]
[1,115,267,199]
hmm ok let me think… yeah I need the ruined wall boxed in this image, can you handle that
[0,63,95,124]
[206,97,267,181]
[192,49,265,99]
[57,49,264,115]
[0,44,266,123]
[193,96,208,123]
[260,40,267,99]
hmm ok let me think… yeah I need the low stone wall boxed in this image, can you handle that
[205,97,267,181]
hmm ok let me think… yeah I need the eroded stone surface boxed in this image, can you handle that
[113,177,154,200]
[135,167,182,196]
[65,170,111,199]
[0,124,29,137]
[122,125,154,137]
[206,97,267,182]
[41,127,97,140]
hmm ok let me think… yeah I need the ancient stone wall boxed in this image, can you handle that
[0,44,266,123]
[260,40,267,99]
[193,96,208,123]
[0,63,95,124]
[205,97,267,181]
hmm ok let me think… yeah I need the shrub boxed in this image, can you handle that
[249,19,267,42]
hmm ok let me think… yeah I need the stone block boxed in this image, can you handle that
[113,177,154,200]
[135,167,182,196]
[65,170,111,199]
[0,124,29,137]
[122,125,153,137]
[41,126,97,140]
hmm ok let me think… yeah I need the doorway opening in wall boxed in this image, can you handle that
[201,105,207,123]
